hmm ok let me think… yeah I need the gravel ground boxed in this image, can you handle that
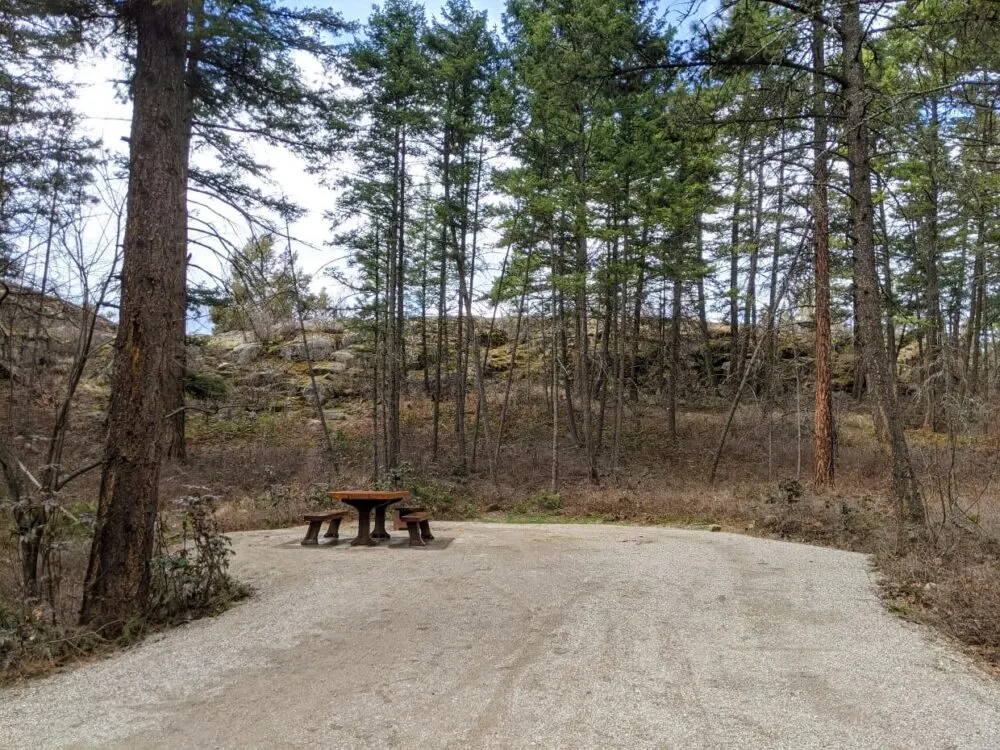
[1,522,998,749]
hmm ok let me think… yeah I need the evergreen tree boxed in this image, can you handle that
[334,0,430,477]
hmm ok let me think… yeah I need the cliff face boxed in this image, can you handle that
[0,283,878,423]
[0,283,116,386]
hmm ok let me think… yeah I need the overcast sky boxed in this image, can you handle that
[69,1,715,330]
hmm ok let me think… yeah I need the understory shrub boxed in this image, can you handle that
[148,493,249,625]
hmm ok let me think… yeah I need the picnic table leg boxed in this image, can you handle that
[351,506,377,547]
[372,505,391,540]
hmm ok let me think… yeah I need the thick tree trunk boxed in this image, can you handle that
[812,8,835,486]
[851,283,867,403]
[80,0,189,632]
[161,285,187,463]
[841,0,924,527]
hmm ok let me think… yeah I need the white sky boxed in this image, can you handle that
[70,1,507,330]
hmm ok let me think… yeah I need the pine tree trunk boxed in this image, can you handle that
[729,136,746,369]
[554,243,581,446]
[812,7,835,486]
[876,178,897,380]
[385,126,406,470]
[453,146,470,470]
[575,230,597,483]
[842,0,924,527]
[550,279,559,492]
[765,132,786,398]
[161,0,210,464]
[966,215,986,395]
[737,141,764,384]
[630,249,646,401]
[432,134,451,462]
[495,247,532,466]
[667,278,682,445]
[596,230,617,450]
[420,192,430,396]
[922,96,943,432]
[80,0,189,632]
[457,148,492,475]
[695,217,716,389]
[372,227,382,482]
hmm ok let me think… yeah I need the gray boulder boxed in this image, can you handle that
[278,334,339,361]
[300,382,329,405]
[243,370,282,387]
[312,361,348,375]
[232,342,262,364]
[302,318,345,334]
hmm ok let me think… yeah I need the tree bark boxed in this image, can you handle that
[922,95,943,432]
[695,216,716,389]
[667,278,682,445]
[161,0,210,464]
[432,131,451,462]
[812,7,835,485]
[728,135,746,368]
[80,0,189,632]
[966,215,986,395]
[876,175,897,381]
[737,138,765,384]
[841,0,924,527]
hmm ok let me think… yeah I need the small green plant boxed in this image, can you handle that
[184,370,229,402]
[148,493,249,626]
[778,478,803,505]
[187,410,283,443]
[530,490,562,511]
[511,490,563,516]
[409,483,478,519]
[382,461,413,488]
[306,482,331,507]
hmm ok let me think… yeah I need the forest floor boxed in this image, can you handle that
[2,522,999,749]
[3,319,1000,681]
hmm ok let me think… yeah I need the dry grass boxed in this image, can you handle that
[4,380,1000,679]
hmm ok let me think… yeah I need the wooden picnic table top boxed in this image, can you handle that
[327,490,410,502]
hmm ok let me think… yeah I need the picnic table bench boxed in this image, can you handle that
[400,512,435,547]
[327,490,411,546]
[300,509,349,545]
[300,491,435,547]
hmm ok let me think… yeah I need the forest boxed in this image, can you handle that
[3,0,1000,676]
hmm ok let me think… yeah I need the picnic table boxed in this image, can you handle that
[328,490,409,546]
